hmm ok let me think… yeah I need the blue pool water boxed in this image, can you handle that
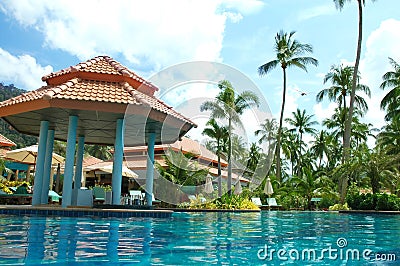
[0,211,399,265]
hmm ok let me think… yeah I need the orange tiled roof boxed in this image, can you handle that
[124,136,227,166]
[0,75,194,127]
[0,134,16,147]
[42,55,158,96]
[82,155,104,167]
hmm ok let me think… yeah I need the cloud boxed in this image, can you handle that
[297,4,335,21]
[0,48,52,90]
[0,0,264,74]
[359,19,400,130]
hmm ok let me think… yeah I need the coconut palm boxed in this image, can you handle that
[200,80,259,194]
[380,57,400,121]
[202,118,228,197]
[333,0,376,165]
[258,30,318,182]
[285,109,318,176]
[310,130,330,169]
[317,64,370,115]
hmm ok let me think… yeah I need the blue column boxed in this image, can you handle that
[71,136,85,206]
[145,132,156,206]
[72,136,85,206]
[32,121,49,206]
[112,119,125,205]
[62,116,78,207]
[40,129,55,204]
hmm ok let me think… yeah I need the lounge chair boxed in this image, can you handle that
[92,187,105,204]
[129,190,143,205]
[266,197,282,210]
[251,197,268,210]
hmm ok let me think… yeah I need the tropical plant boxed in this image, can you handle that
[380,57,400,121]
[258,30,318,182]
[200,80,259,194]
[291,167,335,210]
[317,64,370,115]
[285,108,318,176]
[202,118,228,197]
[156,148,208,187]
[376,116,400,155]
[246,142,261,173]
[85,144,112,160]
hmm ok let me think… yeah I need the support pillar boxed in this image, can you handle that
[32,121,49,206]
[112,119,125,205]
[72,136,85,205]
[145,132,156,206]
[62,116,78,207]
[41,129,55,204]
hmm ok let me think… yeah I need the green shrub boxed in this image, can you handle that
[328,203,349,211]
[376,193,400,211]
[346,192,400,211]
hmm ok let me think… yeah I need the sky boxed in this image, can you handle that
[1,0,399,148]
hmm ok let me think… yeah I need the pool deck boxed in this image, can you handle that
[0,204,173,218]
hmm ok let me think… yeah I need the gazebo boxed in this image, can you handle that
[0,55,196,207]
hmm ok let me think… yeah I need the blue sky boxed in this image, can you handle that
[1,0,399,146]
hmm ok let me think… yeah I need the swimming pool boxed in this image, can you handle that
[0,211,398,265]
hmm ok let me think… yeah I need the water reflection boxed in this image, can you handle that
[0,212,398,265]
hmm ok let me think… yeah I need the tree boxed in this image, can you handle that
[285,109,318,177]
[247,142,261,173]
[380,57,400,121]
[334,0,376,167]
[258,30,318,182]
[310,130,330,169]
[202,118,228,197]
[200,80,259,194]
[85,144,112,161]
[317,64,370,115]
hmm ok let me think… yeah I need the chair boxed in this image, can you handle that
[129,190,143,205]
[92,187,105,204]
[266,197,282,210]
[251,197,268,210]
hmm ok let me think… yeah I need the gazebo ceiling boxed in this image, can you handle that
[0,56,196,146]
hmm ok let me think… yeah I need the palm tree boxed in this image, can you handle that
[247,142,261,173]
[333,0,376,165]
[200,80,259,194]
[202,118,228,197]
[380,57,400,121]
[285,109,318,176]
[377,116,400,155]
[258,30,318,182]
[85,144,112,160]
[310,130,330,169]
[317,64,370,115]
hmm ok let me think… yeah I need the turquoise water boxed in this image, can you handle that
[0,212,399,265]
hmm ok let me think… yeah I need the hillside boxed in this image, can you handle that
[0,83,37,148]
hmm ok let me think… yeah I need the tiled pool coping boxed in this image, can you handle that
[0,205,173,218]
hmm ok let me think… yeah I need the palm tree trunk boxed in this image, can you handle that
[297,133,302,177]
[341,0,363,203]
[276,67,287,182]
[217,148,222,197]
[227,116,232,195]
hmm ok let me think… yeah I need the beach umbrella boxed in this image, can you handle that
[5,145,64,165]
[204,175,214,194]
[234,181,242,195]
[92,163,138,178]
[263,177,274,196]
[264,177,274,210]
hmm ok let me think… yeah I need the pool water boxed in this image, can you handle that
[0,211,399,265]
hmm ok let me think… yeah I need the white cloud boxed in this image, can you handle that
[313,102,336,125]
[0,48,52,90]
[297,4,335,21]
[359,19,400,130]
[0,0,264,73]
